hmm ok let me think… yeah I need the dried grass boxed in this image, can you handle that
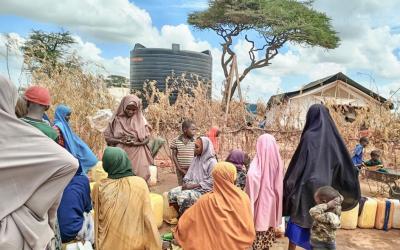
[30,59,115,155]
[24,58,399,169]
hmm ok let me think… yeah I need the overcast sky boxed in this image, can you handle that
[0,0,399,102]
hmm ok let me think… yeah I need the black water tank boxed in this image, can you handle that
[130,43,212,105]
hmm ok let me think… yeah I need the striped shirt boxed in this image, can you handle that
[170,135,195,170]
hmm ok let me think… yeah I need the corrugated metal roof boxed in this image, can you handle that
[267,72,388,106]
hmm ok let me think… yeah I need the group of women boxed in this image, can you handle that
[0,74,160,249]
[170,105,360,250]
[171,133,284,250]
[1,71,361,250]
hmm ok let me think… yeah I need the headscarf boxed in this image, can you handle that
[207,126,219,153]
[15,96,28,118]
[184,137,217,193]
[93,164,161,249]
[57,174,92,243]
[226,149,246,171]
[245,134,284,231]
[283,104,361,228]
[24,85,51,106]
[0,75,78,249]
[102,147,134,179]
[106,95,149,141]
[174,162,255,249]
[54,104,98,174]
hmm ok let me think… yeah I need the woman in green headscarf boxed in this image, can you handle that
[92,147,161,250]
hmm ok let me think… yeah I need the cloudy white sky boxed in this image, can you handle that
[0,0,399,102]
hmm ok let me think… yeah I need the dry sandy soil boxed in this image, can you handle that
[150,167,400,250]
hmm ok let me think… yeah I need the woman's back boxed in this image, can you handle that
[93,176,160,250]
[283,104,360,228]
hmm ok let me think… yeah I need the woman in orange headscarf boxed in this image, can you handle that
[104,95,153,180]
[173,162,255,250]
[207,126,220,154]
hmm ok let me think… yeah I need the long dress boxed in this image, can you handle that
[104,95,153,180]
[0,75,78,249]
[174,162,255,249]
[245,134,284,250]
[283,104,361,249]
[93,147,161,250]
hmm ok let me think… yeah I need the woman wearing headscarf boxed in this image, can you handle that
[283,104,361,250]
[226,149,250,190]
[0,75,78,249]
[173,162,255,249]
[168,137,217,214]
[53,105,97,244]
[104,95,153,180]
[207,126,220,154]
[245,134,284,250]
[53,104,98,174]
[92,147,161,250]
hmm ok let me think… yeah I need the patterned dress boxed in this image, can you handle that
[253,228,276,250]
[309,203,341,250]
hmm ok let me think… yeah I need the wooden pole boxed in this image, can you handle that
[232,56,247,124]
[234,56,243,103]
[224,56,236,127]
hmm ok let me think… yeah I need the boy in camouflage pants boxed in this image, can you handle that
[309,186,343,250]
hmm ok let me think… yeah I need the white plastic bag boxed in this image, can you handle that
[65,241,93,250]
[88,109,113,132]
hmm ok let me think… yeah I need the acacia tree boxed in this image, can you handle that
[188,0,340,101]
[22,30,76,75]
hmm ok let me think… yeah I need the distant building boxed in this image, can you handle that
[266,72,390,128]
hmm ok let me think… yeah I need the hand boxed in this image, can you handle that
[125,140,137,146]
[327,197,341,209]
[177,166,187,175]
[182,183,189,190]
[182,183,194,190]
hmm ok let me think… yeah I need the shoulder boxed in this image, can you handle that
[209,158,218,167]
[47,126,59,140]
[195,193,212,205]
[127,176,149,191]
[170,135,182,146]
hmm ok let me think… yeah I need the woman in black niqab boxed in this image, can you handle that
[283,104,360,249]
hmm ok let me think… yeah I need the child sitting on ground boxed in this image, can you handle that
[309,186,343,250]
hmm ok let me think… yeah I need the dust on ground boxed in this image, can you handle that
[150,167,400,250]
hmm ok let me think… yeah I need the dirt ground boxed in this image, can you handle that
[150,167,400,250]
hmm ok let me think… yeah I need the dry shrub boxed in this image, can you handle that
[135,73,302,164]
[327,104,400,168]
[30,60,115,155]
[265,100,400,168]
[130,75,400,195]
[139,74,249,136]
[24,57,399,169]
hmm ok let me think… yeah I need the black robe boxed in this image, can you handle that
[283,104,360,228]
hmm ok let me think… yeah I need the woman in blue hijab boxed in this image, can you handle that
[53,104,97,174]
[54,105,97,244]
